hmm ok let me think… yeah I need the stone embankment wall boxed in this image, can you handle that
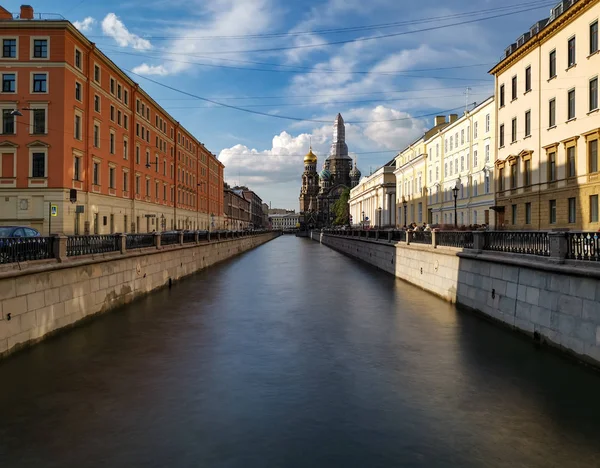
[314,232,600,367]
[0,232,279,358]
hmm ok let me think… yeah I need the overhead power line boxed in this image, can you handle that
[84,0,554,41]
[125,68,469,124]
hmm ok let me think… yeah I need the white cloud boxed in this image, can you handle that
[101,13,152,50]
[131,63,170,76]
[73,17,95,32]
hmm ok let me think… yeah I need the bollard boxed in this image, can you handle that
[549,232,567,263]
[119,233,127,254]
[53,234,68,262]
[154,232,161,249]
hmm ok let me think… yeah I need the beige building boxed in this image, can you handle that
[427,97,496,227]
[490,0,600,229]
[349,160,396,227]
[395,117,450,227]
[270,213,300,230]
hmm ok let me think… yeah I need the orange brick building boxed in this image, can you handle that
[0,4,224,234]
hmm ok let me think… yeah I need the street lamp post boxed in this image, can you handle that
[452,184,460,228]
[402,197,407,228]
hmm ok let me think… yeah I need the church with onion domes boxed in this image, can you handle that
[299,113,361,226]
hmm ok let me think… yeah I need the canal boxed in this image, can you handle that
[1,236,600,467]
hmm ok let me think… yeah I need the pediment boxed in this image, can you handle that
[26,140,50,148]
[0,140,18,148]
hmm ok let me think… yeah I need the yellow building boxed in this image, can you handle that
[395,117,450,227]
[427,98,496,227]
[490,0,600,230]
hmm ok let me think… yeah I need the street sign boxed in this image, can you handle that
[50,204,58,217]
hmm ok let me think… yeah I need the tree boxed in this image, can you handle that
[332,188,350,225]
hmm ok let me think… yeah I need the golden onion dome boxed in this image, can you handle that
[304,147,317,164]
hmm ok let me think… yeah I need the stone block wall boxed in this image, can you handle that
[0,232,278,358]
[316,232,600,367]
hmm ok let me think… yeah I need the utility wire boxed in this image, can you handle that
[125,67,469,124]
[85,0,554,41]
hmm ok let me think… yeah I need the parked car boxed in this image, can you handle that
[0,226,41,238]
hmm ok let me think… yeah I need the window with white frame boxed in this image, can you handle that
[2,38,17,58]
[32,38,48,59]
[30,150,46,178]
[32,73,47,93]
[31,107,47,134]
[2,73,16,93]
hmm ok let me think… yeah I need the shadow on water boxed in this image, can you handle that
[0,236,599,468]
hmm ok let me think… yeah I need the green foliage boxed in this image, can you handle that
[332,188,350,225]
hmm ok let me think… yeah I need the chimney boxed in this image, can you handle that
[434,116,446,126]
[0,5,12,20]
[20,4,33,20]
[449,113,459,123]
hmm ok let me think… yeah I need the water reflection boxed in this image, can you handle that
[0,236,599,467]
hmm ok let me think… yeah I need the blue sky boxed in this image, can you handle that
[6,0,558,209]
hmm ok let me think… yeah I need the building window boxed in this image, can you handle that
[74,114,81,140]
[591,21,599,55]
[500,84,505,107]
[590,139,598,173]
[33,39,48,58]
[568,36,576,67]
[75,82,82,101]
[511,118,517,143]
[525,202,531,224]
[485,114,490,132]
[2,109,15,134]
[498,168,504,191]
[473,150,478,167]
[32,152,45,178]
[510,163,517,188]
[93,162,100,185]
[136,146,140,164]
[124,114,128,130]
[109,167,115,189]
[110,132,115,154]
[485,145,490,162]
[485,174,490,193]
[568,89,576,119]
[525,110,531,137]
[117,110,122,126]
[94,64,100,83]
[94,95,100,112]
[94,124,100,147]
[146,179,150,196]
[548,151,556,181]
[511,75,517,100]
[75,49,82,69]
[511,204,517,225]
[117,84,122,100]
[461,155,464,171]
[124,89,128,105]
[524,159,531,185]
[591,195,599,222]
[474,122,478,139]
[32,109,46,134]
[548,50,558,80]
[568,197,576,224]
[74,155,81,180]
[525,66,531,92]
[2,73,15,92]
[549,98,556,127]
[110,105,115,121]
[2,39,16,58]
[590,77,598,111]
[136,175,140,194]
[549,200,557,224]
[123,172,128,192]
[123,139,128,160]
[110,78,115,95]
[499,124,505,147]
[32,73,47,93]
[461,129,464,145]
[567,146,576,178]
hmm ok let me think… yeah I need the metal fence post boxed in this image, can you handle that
[387,231,393,242]
[194,231,200,244]
[431,229,438,249]
[154,232,161,249]
[549,232,567,263]
[53,234,67,262]
[119,233,127,254]
[178,231,184,246]
[406,230,412,245]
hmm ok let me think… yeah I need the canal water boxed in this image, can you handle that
[1,236,600,467]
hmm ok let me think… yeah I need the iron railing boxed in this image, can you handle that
[411,231,432,245]
[392,230,407,242]
[66,235,119,257]
[126,234,155,250]
[161,232,180,246]
[566,232,600,261]
[0,237,54,264]
[183,232,196,243]
[483,231,550,256]
[198,231,210,241]
[437,231,474,249]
